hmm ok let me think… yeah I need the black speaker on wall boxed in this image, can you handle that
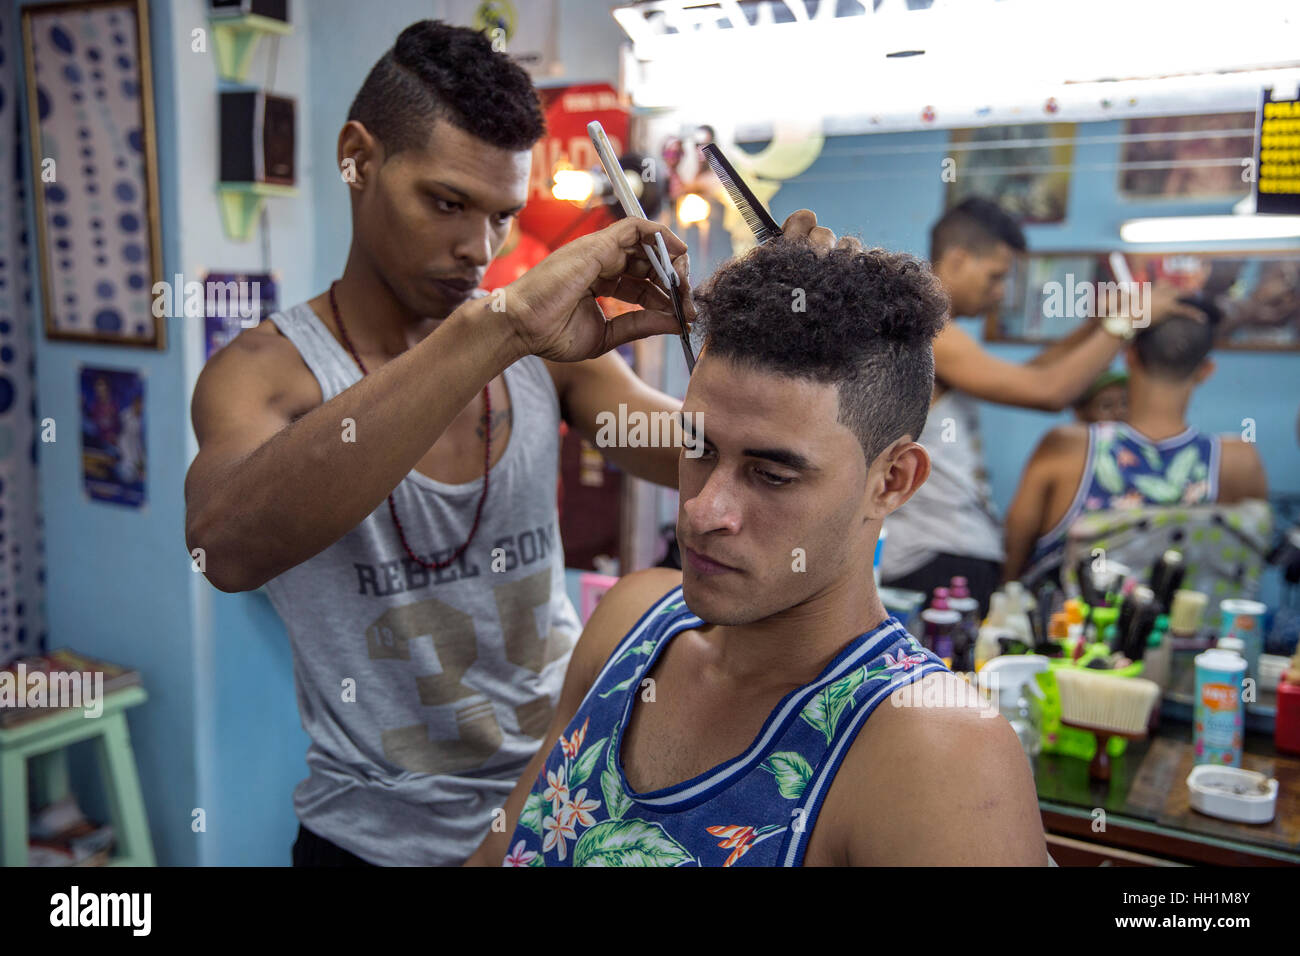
[220,91,296,186]
[209,0,289,22]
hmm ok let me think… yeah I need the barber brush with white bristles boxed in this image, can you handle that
[1056,668,1161,782]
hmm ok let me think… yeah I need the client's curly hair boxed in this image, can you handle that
[693,240,949,464]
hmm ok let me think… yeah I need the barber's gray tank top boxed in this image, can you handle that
[263,301,581,865]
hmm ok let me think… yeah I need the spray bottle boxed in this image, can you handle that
[980,654,1051,760]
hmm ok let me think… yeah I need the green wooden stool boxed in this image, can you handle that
[0,686,154,866]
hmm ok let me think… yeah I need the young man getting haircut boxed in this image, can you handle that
[881,198,1201,613]
[468,237,1050,867]
[1004,313,1268,586]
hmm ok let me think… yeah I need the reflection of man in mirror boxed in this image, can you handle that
[1073,371,1128,424]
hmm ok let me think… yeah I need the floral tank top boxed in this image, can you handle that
[1024,421,1220,585]
[502,586,950,867]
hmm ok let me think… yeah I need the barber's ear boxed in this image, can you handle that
[338,120,379,191]
[868,438,930,518]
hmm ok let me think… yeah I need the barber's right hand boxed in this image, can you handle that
[1143,280,1212,329]
[502,217,694,363]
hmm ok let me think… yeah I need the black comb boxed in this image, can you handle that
[700,143,783,244]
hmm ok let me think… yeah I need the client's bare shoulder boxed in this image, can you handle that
[1216,436,1269,502]
[569,567,684,690]
[809,671,1050,866]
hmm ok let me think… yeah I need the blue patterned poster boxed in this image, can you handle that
[22,0,162,348]
[79,366,145,508]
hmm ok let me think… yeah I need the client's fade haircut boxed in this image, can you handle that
[693,240,950,464]
[929,196,1027,264]
[1134,313,1216,381]
[348,20,545,156]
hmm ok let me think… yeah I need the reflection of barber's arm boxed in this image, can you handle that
[934,320,1121,412]
[1025,316,1099,368]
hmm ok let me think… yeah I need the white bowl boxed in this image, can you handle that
[1186,765,1278,824]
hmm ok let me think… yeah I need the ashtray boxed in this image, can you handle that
[1186,765,1278,824]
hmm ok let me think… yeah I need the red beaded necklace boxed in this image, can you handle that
[328,281,491,572]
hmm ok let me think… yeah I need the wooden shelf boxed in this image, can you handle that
[216,182,298,241]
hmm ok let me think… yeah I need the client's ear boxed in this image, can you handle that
[1193,357,1216,385]
[868,436,930,518]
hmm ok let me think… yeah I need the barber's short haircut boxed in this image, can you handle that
[692,240,950,465]
[929,197,1027,264]
[1133,313,1215,381]
[348,20,545,157]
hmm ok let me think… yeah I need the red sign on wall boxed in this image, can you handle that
[516,82,628,249]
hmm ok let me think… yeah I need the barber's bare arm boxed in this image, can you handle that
[1024,316,1098,368]
[934,320,1123,412]
[185,218,688,593]
[938,284,1205,411]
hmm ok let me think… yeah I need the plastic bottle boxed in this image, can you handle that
[984,591,1008,629]
[974,626,1001,671]
[980,655,1050,759]
[1004,590,1034,650]
[948,577,980,673]
[1005,580,1033,617]
[1194,647,1246,767]
[921,594,961,664]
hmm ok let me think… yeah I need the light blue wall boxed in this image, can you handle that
[19,0,201,865]
[18,0,322,864]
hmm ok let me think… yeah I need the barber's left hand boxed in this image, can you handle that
[781,209,863,254]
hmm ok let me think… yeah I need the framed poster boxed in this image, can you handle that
[79,365,145,507]
[1118,113,1254,201]
[22,0,164,348]
[946,123,1075,224]
[986,249,1300,351]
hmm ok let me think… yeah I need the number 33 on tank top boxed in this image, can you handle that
[363,567,575,774]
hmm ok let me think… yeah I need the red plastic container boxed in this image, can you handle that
[1276,680,1300,756]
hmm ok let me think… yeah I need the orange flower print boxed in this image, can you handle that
[560,716,590,760]
[543,766,570,814]
[542,813,577,861]
[1116,447,1139,468]
[562,788,601,828]
[706,823,788,866]
[707,825,757,867]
